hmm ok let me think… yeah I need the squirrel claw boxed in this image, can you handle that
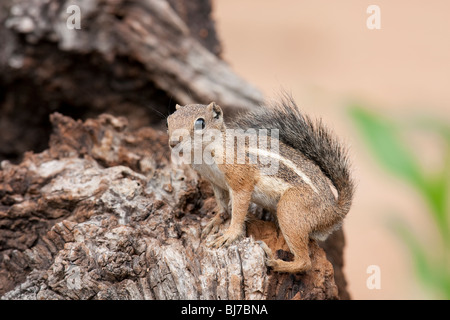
[201,219,220,238]
[209,230,242,248]
[256,241,273,258]
[256,240,278,269]
[256,240,277,268]
[201,209,228,239]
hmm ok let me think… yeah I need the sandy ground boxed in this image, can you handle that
[213,0,450,299]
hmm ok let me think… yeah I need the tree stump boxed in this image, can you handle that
[0,0,349,300]
[0,113,346,299]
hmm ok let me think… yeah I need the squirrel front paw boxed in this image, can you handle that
[201,207,229,238]
[208,228,245,248]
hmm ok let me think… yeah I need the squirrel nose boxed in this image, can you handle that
[169,140,178,148]
[169,136,183,148]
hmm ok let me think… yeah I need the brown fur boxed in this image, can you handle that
[167,100,354,273]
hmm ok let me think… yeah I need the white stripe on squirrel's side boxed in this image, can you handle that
[247,147,319,194]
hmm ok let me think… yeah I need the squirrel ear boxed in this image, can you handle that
[175,104,182,110]
[207,102,222,119]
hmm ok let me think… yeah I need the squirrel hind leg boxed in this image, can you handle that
[256,240,311,274]
[267,257,311,274]
[265,232,312,273]
[270,187,315,273]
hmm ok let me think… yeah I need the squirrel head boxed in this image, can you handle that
[167,102,224,150]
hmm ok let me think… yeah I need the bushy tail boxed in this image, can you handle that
[231,95,354,217]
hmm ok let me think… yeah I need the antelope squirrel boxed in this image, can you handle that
[167,96,354,273]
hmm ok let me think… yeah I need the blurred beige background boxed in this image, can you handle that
[213,0,450,299]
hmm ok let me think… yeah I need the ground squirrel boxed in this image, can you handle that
[167,95,354,273]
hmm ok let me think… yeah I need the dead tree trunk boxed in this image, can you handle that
[0,0,262,162]
[0,0,349,300]
[1,113,343,299]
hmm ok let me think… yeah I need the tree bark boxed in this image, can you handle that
[0,0,262,162]
[0,0,349,300]
[1,113,344,300]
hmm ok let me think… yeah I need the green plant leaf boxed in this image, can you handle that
[348,106,449,239]
[410,115,450,146]
[388,215,450,299]
[406,115,450,242]
[350,105,450,298]
[348,105,424,188]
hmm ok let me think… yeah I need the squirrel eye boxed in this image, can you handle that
[194,118,206,130]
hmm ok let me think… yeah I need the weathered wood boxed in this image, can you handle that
[0,0,349,300]
[0,113,341,300]
[0,0,262,161]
